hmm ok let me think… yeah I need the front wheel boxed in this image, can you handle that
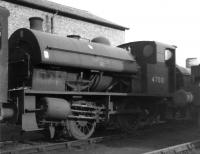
[66,101,97,140]
[67,119,96,140]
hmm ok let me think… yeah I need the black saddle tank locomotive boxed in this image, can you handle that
[0,6,194,140]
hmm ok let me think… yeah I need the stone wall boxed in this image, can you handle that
[0,1,125,46]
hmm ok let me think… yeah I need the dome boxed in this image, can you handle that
[91,37,111,45]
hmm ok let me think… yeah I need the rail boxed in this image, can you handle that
[144,140,200,154]
[0,134,123,154]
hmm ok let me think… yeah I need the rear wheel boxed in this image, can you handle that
[117,102,140,133]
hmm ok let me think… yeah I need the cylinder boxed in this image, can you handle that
[173,89,193,107]
[29,17,43,31]
[40,97,71,120]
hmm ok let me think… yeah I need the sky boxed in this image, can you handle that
[49,0,200,67]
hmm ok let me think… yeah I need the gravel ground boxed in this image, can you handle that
[54,122,200,154]
[1,122,200,154]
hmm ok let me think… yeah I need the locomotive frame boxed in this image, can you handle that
[0,6,197,140]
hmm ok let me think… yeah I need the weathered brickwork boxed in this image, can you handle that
[0,1,125,46]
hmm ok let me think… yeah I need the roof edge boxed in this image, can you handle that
[3,0,129,30]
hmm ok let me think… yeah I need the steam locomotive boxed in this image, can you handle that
[0,6,198,140]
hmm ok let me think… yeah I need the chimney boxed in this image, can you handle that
[29,17,43,31]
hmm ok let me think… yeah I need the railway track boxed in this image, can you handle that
[1,121,200,154]
[144,140,200,154]
[0,134,126,154]
[2,137,200,154]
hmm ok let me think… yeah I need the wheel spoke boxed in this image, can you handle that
[67,101,96,140]
[85,125,89,134]
[83,127,87,135]
[80,126,84,133]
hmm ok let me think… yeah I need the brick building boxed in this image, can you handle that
[0,0,128,46]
